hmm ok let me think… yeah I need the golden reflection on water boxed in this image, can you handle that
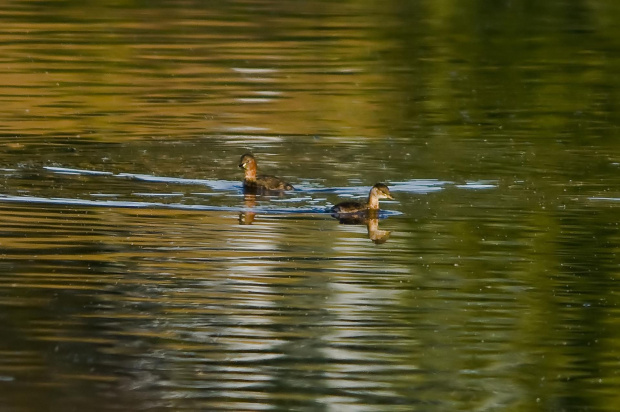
[0,202,415,408]
[1,3,388,141]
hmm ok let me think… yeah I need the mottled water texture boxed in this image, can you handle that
[1,0,620,411]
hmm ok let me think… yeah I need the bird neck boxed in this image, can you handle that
[244,166,257,181]
[367,191,380,209]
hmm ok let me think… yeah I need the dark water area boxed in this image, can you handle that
[1,0,620,410]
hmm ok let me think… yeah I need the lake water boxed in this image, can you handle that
[1,0,620,410]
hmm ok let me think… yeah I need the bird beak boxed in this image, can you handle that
[239,162,245,168]
[386,193,394,200]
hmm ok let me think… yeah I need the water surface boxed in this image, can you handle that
[1,0,620,410]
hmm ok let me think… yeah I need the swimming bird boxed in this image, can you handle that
[239,153,294,192]
[331,183,394,215]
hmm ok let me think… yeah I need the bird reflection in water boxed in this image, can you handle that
[238,189,288,225]
[238,193,257,225]
[333,212,391,244]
